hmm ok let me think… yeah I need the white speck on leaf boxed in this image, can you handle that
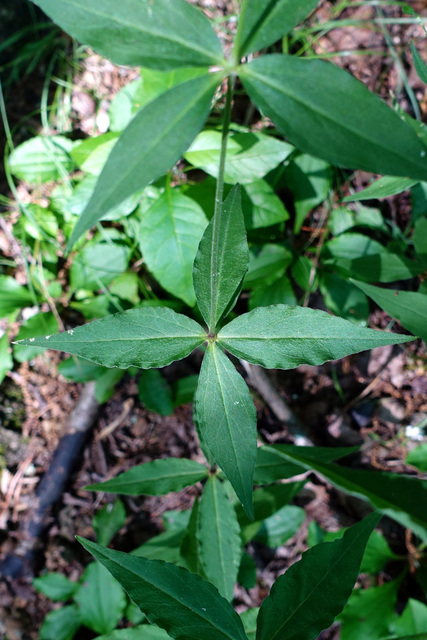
[421,150,426,157]
[29,338,35,342]
[68,329,74,335]
[45,335,51,340]
[201,608,206,612]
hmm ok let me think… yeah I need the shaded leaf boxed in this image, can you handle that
[255,505,305,547]
[343,176,418,202]
[93,500,126,547]
[138,369,174,416]
[0,275,33,318]
[15,307,206,369]
[39,604,81,640]
[33,573,78,602]
[411,42,427,86]
[9,135,74,184]
[74,562,126,634]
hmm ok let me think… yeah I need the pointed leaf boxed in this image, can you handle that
[93,500,126,547]
[14,307,205,369]
[240,55,427,181]
[256,512,381,640]
[194,343,257,517]
[411,42,427,86]
[68,74,221,248]
[30,0,224,69]
[343,176,418,202]
[77,538,249,640]
[0,275,33,318]
[180,498,205,576]
[261,445,427,541]
[193,185,249,330]
[87,459,209,496]
[352,280,427,341]
[138,190,207,306]
[218,304,412,370]
[237,0,319,57]
[197,476,242,601]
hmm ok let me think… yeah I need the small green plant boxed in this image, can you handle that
[8,0,427,638]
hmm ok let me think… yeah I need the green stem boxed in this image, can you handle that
[231,0,250,66]
[209,75,235,333]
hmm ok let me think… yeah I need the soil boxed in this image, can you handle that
[1,2,427,639]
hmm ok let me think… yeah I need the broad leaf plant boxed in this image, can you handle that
[16,1,427,639]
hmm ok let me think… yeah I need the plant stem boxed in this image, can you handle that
[209,75,235,333]
[231,0,250,66]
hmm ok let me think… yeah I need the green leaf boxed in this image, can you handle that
[39,604,81,640]
[94,368,124,404]
[94,626,171,640]
[343,176,418,202]
[184,130,294,185]
[133,528,186,565]
[256,512,380,640]
[352,280,427,341]
[67,74,221,249]
[138,369,174,416]
[33,573,78,602]
[411,42,427,86]
[325,232,387,260]
[360,529,399,574]
[13,312,59,363]
[237,0,319,57]
[87,458,208,496]
[70,240,131,292]
[413,217,427,258]
[240,55,427,181]
[193,185,249,330]
[71,133,119,175]
[335,254,424,283]
[249,276,296,311]
[0,275,33,318]
[242,180,289,229]
[180,498,205,576]
[197,476,242,601]
[218,304,412,370]
[243,245,293,289]
[74,562,126,634]
[9,135,74,184]
[254,505,305,548]
[393,599,427,638]
[93,499,126,547]
[261,444,427,541]
[406,444,427,472]
[14,307,206,369]
[194,343,257,518]
[0,332,13,384]
[320,273,369,322]
[328,206,386,236]
[138,189,207,306]
[77,537,249,640]
[241,608,259,640]
[238,555,257,590]
[31,0,224,69]
[338,578,400,640]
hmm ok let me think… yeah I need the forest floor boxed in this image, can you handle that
[1,2,427,639]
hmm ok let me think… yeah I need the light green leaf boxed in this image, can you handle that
[237,0,319,57]
[9,135,74,184]
[197,476,242,601]
[94,626,171,640]
[14,307,206,369]
[393,599,427,638]
[194,343,257,518]
[333,254,424,283]
[0,275,34,318]
[241,608,259,640]
[0,332,13,384]
[39,604,81,640]
[138,369,174,416]
[411,42,427,86]
[240,55,427,180]
[93,499,126,547]
[257,512,380,640]
[67,74,221,249]
[138,189,207,307]
[325,233,387,260]
[74,562,126,634]
[184,130,294,185]
[360,529,399,574]
[406,444,427,472]
[352,280,427,341]
[70,240,130,292]
[71,133,119,175]
[77,538,249,640]
[328,206,387,236]
[261,444,427,542]
[338,578,400,640]
[242,180,289,229]
[249,276,296,311]
[30,0,224,69]
[66,175,140,222]
[33,573,78,602]
[218,304,412,370]
[193,185,248,330]
[13,312,59,363]
[243,244,293,289]
[255,505,305,548]
[87,458,208,496]
[320,273,370,323]
[343,176,418,202]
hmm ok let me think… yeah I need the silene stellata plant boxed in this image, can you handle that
[15,1,427,639]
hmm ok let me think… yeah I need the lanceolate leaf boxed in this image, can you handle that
[139,189,208,306]
[14,307,206,369]
[237,0,319,57]
[256,512,380,640]
[30,0,224,69]
[352,280,427,341]
[197,476,242,601]
[262,445,427,542]
[194,343,257,518]
[240,55,427,181]
[193,185,249,330]
[77,538,249,640]
[343,176,418,202]
[67,74,221,249]
[411,42,427,86]
[87,459,209,496]
[218,304,412,370]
